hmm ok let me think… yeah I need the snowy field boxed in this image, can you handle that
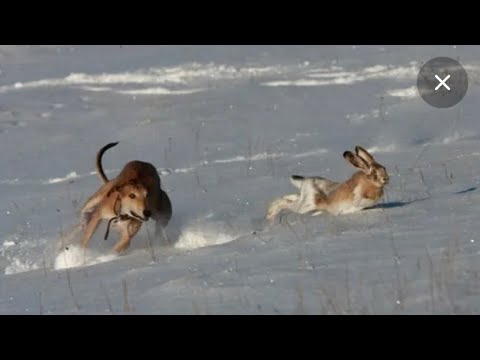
[1,45,480,314]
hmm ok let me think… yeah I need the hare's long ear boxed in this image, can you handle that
[343,151,370,172]
[355,146,374,165]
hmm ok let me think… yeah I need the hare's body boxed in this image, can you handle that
[266,146,389,220]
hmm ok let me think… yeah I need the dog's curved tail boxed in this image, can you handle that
[96,142,119,183]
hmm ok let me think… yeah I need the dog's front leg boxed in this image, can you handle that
[80,182,115,216]
[113,220,142,253]
[80,211,102,248]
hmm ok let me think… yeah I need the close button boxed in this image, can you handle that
[417,57,468,108]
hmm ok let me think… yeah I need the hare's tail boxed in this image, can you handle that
[290,175,306,189]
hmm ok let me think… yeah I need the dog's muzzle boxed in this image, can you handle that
[130,210,150,221]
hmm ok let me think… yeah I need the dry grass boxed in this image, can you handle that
[122,279,132,314]
[100,282,114,314]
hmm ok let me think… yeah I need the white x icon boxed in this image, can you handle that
[435,74,451,91]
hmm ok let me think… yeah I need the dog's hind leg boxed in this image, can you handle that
[154,214,171,244]
[155,224,170,245]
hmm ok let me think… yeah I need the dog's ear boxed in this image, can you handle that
[107,184,122,197]
[143,176,155,187]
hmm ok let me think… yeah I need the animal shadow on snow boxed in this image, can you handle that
[369,197,430,210]
[454,187,477,195]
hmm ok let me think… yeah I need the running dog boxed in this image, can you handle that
[80,142,172,253]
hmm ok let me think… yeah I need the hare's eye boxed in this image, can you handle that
[129,193,136,199]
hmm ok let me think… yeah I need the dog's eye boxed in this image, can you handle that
[129,193,136,199]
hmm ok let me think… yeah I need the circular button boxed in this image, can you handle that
[417,57,468,108]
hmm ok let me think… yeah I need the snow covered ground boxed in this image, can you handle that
[1,45,480,314]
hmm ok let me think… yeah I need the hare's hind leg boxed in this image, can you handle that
[266,194,299,221]
[312,178,339,196]
[267,177,328,221]
[294,180,322,214]
[266,189,319,221]
[312,188,331,215]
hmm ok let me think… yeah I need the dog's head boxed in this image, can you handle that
[113,179,151,221]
